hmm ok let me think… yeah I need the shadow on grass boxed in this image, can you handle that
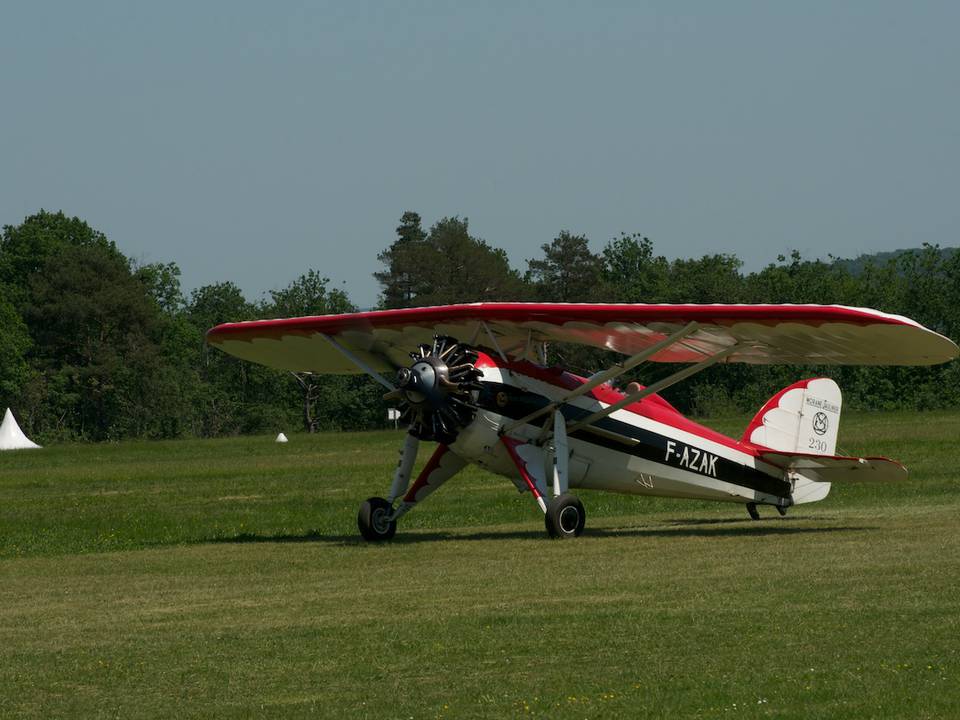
[207,521,877,547]
[661,515,811,526]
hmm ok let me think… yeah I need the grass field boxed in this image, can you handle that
[1,411,958,718]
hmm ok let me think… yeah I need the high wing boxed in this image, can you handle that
[206,302,958,374]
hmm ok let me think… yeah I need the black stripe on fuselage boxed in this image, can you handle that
[477,382,790,498]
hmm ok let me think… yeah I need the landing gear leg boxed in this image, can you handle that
[502,436,586,539]
[357,444,466,542]
[746,502,760,521]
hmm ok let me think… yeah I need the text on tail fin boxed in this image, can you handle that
[742,378,842,455]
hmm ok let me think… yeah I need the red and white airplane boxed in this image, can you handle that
[207,303,957,540]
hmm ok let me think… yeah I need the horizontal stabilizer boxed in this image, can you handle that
[760,451,907,484]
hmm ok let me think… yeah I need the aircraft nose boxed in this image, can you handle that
[396,367,413,388]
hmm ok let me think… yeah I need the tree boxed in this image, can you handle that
[526,231,603,302]
[185,282,257,437]
[375,211,429,308]
[269,269,353,318]
[0,297,31,408]
[375,213,526,307]
[268,270,357,433]
[601,233,669,302]
[0,210,122,310]
[665,253,744,304]
[1,211,182,439]
[136,261,186,314]
[744,250,855,305]
[897,244,951,335]
[419,217,526,305]
[22,242,162,439]
[187,281,252,331]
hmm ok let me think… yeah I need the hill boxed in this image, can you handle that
[833,245,957,275]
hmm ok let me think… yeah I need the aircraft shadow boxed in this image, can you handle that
[208,522,875,547]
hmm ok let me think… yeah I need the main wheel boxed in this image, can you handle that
[358,497,397,542]
[545,493,586,539]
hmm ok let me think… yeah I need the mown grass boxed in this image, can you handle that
[1,411,958,718]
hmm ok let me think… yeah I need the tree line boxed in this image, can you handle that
[1,209,958,442]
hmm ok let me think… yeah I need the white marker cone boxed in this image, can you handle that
[275,432,289,443]
[0,408,41,450]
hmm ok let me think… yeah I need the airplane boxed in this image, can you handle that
[206,302,958,540]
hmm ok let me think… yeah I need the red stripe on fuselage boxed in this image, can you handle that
[477,353,758,458]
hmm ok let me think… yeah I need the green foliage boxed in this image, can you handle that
[269,269,353,318]
[1,207,958,441]
[376,213,526,308]
[0,209,122,309]
[834,244,957,276]
[664,252,744,303]
[744,250,857,304]
[135,261,186,314]
[15,240,160,439]
[374,211,430,308]
[600,233,669,302]
[0,296,32,405]
[268,270,364,433]
[527,230,604,302]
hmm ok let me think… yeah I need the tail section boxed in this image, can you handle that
[744,379,907,508]
[743,378,842,456]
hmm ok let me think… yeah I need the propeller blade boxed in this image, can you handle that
[393,335,480,444]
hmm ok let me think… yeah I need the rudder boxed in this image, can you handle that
[743,378,842,456]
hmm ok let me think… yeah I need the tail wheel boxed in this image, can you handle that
[545,493,586,539]
[358,497,397,542]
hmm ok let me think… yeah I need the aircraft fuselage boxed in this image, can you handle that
[450,353,815,509]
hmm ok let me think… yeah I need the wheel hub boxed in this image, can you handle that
[371,507,391,534]
[558,505,580,534]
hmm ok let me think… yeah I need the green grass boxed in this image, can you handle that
[1,411,958,718]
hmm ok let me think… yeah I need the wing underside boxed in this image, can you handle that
[206,302,958,374]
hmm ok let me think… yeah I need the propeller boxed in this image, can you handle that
[384,335,482,444]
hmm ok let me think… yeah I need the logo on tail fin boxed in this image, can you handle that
[812,412,829,435]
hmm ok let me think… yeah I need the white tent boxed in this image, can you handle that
[0,408,41,450]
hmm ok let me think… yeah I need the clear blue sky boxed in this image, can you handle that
[2,1,957,309]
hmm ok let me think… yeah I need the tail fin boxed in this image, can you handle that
[742,378,842,455]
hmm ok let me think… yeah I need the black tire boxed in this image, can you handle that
[545,494,586,539]
[358,497,397,542]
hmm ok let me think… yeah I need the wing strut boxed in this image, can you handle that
[319,334,397,391]
[566,343,740,433]
[480,321,509,362]
[501,321,700,434]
